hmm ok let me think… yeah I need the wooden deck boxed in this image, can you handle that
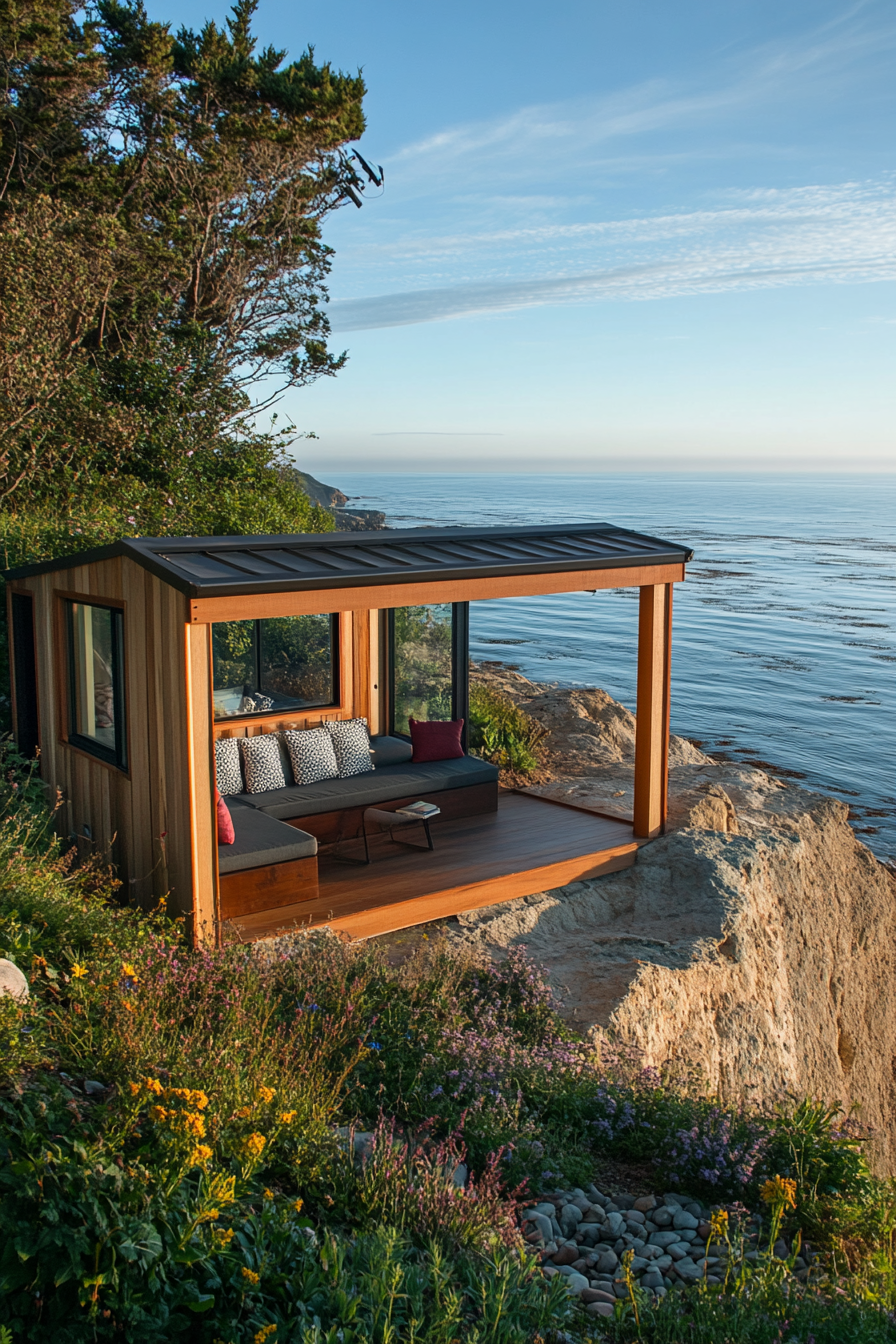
[224,792,639,944]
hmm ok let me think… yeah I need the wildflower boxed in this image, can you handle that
[181,1112,206,1139]
[263,1188,274,1200]
[244,1132,266,1157]
[143,1077,164,1095]
[254,1326,276,1343]
[149,1105,170,1123]
[709,1209,729,1237]
[760,1176,797,1209]
[278,1111,297,1125]
[191,1144,213,1165]
[213,1227,234,1246]
[235,1106,252,1120]
[256,1086,275,1105]
[293,1198,303,1214]
[71,963,88,979]
[241,1266,260,1285]
[128,1081,142,1096]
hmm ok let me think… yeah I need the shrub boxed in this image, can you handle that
[468,683,545,776]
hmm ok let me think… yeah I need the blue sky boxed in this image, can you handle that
[173,0,895,469]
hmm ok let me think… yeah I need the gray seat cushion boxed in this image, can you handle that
[231,755,499,820]
[370,734,413,766]
[218,801,318,874]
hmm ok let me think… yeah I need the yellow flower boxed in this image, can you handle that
[709,1210,729,1237]
[235,1106,252,1120]
[293,1198,303,1214]
[760,1176,797,1209]
[128,1081,142,1097]
[191,1144,213,1165]
[278,1111,297,1125]
[263,1188,274,1200]
[143,1076,164,1096]
[167,1086,209,1111]
[241,1266,260,1285]
[213,1227,234,1246]
[244,1132,266,1158]
[256,1086,276,1105]
[253,1326,276,1343]
[71,963,88,979]
[121,963,139,983]
[180,1112,206,1139]
[149,1105,170,1123]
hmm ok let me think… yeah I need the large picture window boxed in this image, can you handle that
[212,615,338,719]
[66,600,127,769]
[389,603,469,738]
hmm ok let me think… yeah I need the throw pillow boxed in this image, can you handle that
[238,733,286,793]
[370,735,414,766]
[284,728,339,785]
[409,718,465,763]
[214,738,243,795]
[215,789,235,845]
[326,717,373,778]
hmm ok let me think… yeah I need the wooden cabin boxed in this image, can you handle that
[5,523,692,945]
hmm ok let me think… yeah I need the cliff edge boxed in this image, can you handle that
[456,665,896,1172]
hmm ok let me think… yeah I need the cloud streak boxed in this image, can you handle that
[329,179,896,329]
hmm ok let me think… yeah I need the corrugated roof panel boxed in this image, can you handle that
[5,522,693,593]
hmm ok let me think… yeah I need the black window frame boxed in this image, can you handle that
[211,614,340,722]
[65,599,128,771]
[387,602,469,747]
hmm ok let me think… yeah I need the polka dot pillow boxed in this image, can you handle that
[283,728,339,785]
[214,738,243,796]
[238,733,286,794]
[326,718,374,778]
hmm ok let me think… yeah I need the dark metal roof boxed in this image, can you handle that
[5,524,693,598]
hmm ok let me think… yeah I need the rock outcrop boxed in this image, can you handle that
[456,666,896,1173]
[286,468,387,531]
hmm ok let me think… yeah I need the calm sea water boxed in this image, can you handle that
[332,472,896,862]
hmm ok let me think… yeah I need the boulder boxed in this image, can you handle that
[0,959,28,1002]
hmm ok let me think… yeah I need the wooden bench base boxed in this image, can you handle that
[219,855,319,921]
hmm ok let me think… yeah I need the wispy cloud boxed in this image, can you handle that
[329,178,896,330]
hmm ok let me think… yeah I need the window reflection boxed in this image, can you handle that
[212,615,337,719]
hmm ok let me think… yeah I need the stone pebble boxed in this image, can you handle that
[527,1184,797,1310]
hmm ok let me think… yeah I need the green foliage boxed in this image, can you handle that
[468,682,545,776]
[4,763,896,1338]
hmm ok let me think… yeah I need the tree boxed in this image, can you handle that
[0,0,367,506]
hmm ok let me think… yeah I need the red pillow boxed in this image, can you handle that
[408,718,464,763]
[215,788,235,845]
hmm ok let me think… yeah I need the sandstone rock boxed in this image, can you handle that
[633,1196,657,1213]
[450,761,896,1173]
[0,959,28,1002]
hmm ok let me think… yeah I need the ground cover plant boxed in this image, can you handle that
[1,744,896,1340]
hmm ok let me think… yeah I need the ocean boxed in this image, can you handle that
[330,472,895,863]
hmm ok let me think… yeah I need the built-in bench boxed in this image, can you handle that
[217,736,500,926]
[218,802,318,923]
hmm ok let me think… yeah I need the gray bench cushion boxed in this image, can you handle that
[231,755,499,820]
[218,802,317,874]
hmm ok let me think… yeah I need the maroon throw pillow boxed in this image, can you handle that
[215,788,235,845]
[408,718,464,763]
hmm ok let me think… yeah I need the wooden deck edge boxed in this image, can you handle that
[224,840,639,944]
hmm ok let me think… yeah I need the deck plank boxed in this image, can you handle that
[224,792,639,943]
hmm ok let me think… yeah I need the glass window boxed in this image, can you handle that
[390,604,454,735]
[66,601,127,768]
[212,614,337,719]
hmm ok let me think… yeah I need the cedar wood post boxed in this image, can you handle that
[633,583,673,839]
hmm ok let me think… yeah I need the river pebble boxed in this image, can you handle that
[520,1183,808,1317]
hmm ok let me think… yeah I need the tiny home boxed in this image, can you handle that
[5,523,692,945]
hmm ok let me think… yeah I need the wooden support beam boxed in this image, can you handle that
[184,621,218,945]
[188,562,686,623]
[633,583,673,839]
